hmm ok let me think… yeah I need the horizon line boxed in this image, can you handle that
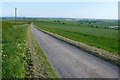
[1,16,118,20]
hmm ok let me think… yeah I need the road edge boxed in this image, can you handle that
[25,25,59,78]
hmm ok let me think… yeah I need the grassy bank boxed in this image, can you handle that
[34,20,119,55]
[2,21,58,78]
[2,21,28,78]
[0,21,2,79]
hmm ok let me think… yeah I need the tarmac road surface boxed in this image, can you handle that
[30,24,119,78]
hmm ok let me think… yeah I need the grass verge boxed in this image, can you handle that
[2,21,28,78]
[25,25,59,78]
[0,21,2,79]
[2,21,58,79]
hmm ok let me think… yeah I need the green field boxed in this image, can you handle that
[34,19,119,54]
[2,21,58,78]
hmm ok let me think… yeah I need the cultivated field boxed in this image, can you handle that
[34,19,119,54]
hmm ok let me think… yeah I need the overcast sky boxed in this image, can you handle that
[1,1,119,19]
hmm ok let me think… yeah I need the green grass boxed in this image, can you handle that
[2,21,58,78]
[0,21,2,79]
[34,20,119,54]
[2,21,28,78]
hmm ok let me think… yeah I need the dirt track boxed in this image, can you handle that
[30,24,119,78]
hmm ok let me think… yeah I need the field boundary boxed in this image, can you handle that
[33,24,120,66]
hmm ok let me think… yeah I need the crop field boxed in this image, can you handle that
[34,19,119,55]
[2,21,58,78]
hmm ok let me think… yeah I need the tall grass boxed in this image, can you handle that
[0,21,2,79]
[2,21,28,78]
[2,21,58,78]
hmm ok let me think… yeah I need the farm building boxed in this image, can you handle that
[109,26,120,29]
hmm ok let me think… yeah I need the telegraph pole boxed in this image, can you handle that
[15,7,17,24]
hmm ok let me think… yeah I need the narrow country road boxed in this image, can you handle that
[30,24,119,78]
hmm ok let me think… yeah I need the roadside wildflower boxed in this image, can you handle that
[3,55,5,57]
[1,50,3,53]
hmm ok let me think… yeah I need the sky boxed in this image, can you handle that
[1,0,119,2]
[1,0,119,19]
